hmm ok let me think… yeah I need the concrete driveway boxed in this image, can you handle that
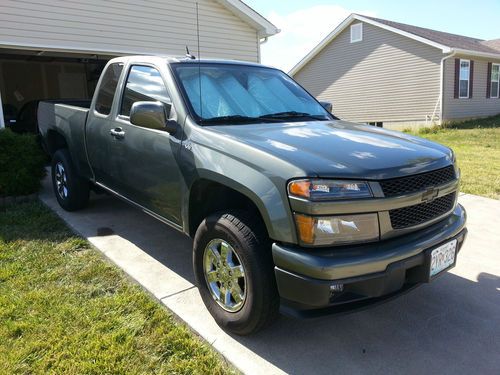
[39,175,500,375]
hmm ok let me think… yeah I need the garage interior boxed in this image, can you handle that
[0,48,112,130]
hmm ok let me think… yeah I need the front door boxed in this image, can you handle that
[106,64,183,225]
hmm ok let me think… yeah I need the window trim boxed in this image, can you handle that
[458,59,470,99]
[490,63,500,99]
[350,23,363,43]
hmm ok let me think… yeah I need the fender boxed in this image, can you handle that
[181,146,298,244]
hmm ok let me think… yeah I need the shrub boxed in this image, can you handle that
[0,129,46,197]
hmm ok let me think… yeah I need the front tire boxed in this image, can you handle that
[51,149,89,211]
[193,211,279,335]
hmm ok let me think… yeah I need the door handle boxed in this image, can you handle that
[110,127,125,139]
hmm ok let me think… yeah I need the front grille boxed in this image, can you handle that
[380,166,456,197]
[389,192,456,229]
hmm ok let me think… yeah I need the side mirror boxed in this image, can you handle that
[319,101,333,113]
[130,101,176,134]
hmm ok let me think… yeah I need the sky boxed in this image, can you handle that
[245,0,500,72]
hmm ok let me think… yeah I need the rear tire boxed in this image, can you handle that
[51,149,89,211]
[193,210,279,335]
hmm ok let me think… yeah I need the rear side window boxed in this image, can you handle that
[120,65,170,117]
[95,63,123,115]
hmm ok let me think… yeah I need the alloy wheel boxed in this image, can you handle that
[54,162,68,199]
[203,239,246,312]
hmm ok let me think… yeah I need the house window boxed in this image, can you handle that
[350,23,363,43]
[367,121,383,127]
[491,64,500,98]
[459,59,470,98]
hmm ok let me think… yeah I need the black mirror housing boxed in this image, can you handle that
[319,101,333,113]
[130,101,176,134]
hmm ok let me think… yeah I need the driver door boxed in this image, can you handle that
[106,64,183,225]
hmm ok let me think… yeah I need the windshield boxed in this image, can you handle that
[171,63,331,124]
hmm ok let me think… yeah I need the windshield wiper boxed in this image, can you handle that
[259,111,329,121]
[201,115,279,125]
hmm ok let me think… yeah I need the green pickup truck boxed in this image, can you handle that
[39,56,467,335]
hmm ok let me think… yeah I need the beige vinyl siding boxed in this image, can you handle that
[294,22,443,124]
[443,55,500,120]
[0,0,259,62]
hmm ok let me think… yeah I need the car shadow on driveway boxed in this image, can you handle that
[44,190,500,375]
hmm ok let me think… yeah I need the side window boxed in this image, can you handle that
[120,65,170,117]
[350,23,363,43]
[95,63,123,115]
[459,59,470,99]
[491,64,500,99]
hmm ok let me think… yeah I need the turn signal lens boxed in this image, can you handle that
[288,180,311,199]
[294,214,315,244]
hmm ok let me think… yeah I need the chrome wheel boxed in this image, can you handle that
[203,239,246,312]
[54,162,68,199]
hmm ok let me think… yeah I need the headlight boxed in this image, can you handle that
[288,179,372,201]
[294,213,379,246]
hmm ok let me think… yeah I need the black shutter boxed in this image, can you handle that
[486,62,492,98]
[469,60,474,98]
[454,58,460,99]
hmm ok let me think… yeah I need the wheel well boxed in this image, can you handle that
[45,130,68,155]
[188,179,268,237]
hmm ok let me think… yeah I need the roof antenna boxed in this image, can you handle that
[185,46,196,60]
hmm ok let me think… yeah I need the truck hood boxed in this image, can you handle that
[206,120,454,180]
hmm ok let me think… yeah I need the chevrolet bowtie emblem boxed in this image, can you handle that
[422,187,439,202]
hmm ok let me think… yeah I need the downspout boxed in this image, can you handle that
[0,90,5,129]
[439,50,456,125]
[257,36,269,64]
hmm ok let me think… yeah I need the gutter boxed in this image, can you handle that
[452,48,500,60]
[439,51,457,125]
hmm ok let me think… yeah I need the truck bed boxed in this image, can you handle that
[38,100,92,178]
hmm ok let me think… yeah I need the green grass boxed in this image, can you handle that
[0,202,235,375]
[409,115,500,199]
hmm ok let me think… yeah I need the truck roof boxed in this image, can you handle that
[106,55,275,70]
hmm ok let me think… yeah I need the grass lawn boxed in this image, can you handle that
[410,115,500,199]
[0,202,235,374]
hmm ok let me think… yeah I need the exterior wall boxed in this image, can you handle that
[293,22,444,125]
[0,0,259,62]
[443,55,500,121]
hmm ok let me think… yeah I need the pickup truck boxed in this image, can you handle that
[39,55,467,335]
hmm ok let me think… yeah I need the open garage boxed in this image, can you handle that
[0,49,109,132]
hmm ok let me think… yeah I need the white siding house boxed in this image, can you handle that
[291,14,500,129]
[0,0,278,128]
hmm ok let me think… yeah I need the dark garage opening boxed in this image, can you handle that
[0,48,112,132]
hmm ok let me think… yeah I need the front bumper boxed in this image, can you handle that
[272,204,467,318]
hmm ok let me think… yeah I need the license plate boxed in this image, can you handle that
[430,239,457,277]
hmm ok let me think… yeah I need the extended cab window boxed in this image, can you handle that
[95,63,123,115]
[120,65,170,117]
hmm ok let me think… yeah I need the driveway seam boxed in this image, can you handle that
[159,286,196,301]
